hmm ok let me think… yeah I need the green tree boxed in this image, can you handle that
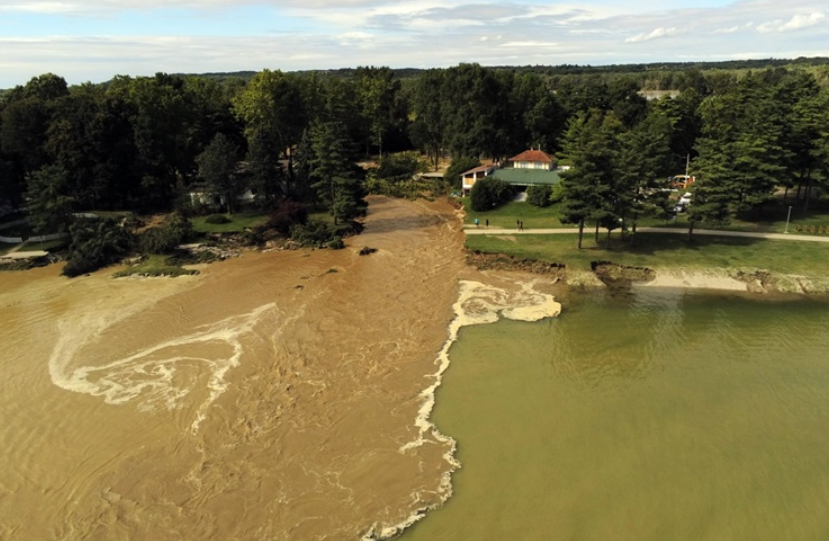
[512,72,568,153]
[25,165,74,235]
[559,110,623,248]
[444,156,481,191]
[62,217,134,277]
[469,177,513,212]
[355,66,400,157]
[651,88,703,170]
[120,73,201,208]
[308,121,366,224]
[410,69,446,170]
[196,133,242,214]
[615,112,674,244]
[244,130,289,207]
[526,184,553,207]
[693,77,786,218]
[233,69,307,181]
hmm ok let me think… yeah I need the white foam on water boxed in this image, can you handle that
[362,278,561,540]
[48,303,276,433]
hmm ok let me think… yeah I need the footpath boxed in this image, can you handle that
[463,226,829,243]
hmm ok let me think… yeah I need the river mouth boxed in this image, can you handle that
[0,196,478,540]
[8,196,824,541]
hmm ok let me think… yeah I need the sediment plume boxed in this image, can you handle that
[0,196,561,540]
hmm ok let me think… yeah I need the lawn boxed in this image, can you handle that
[466,231,829,275]
[112,254,199,278]
[191,212,269,234]
[462,200,575,229]
[461,197,829,235]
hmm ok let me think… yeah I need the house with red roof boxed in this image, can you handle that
[509,149,555,170]
[460,148,561,194]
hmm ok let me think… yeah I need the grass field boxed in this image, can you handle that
[466,231,829,275]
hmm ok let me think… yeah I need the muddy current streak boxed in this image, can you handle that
[0,197,473,540]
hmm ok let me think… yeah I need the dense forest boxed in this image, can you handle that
[2,59,829,273]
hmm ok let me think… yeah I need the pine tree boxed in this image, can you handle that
[308,121,366,225]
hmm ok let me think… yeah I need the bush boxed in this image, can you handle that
[205,214,230,225]
[526,185,553,207]
[62,218,135,277]
[469,177,514,211]
[377,152,426,181]
[326,237,345,250]
[289,219,334,248]
[267,200,308,236]
[138,213,194,254]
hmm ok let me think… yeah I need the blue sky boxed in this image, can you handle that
[1,0,827,87]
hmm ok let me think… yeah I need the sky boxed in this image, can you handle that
[1,0,828,88]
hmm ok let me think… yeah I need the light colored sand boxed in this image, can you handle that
[644,269,748,291]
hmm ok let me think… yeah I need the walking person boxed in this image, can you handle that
[485,219,489,228]
[474,218,480,228]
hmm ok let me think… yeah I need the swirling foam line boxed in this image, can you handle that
[48,303,276,432]
[363,278,561,539]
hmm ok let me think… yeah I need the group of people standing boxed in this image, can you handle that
[472,218,525,230]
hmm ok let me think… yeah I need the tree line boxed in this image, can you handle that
[556,67,829,245]
[2,62,829,245]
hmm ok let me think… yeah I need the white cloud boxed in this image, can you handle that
[0,2,80,14]
[713,22,754,34]
[500,40,558,48]
[757,11,825,32]
[625,27,681,43]
[4,0,829,87]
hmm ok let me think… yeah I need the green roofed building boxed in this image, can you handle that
[491,167,561,186]
[460,148,563,194]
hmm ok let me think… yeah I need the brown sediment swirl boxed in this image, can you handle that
[0,196,467,540]
[0,195,565,540]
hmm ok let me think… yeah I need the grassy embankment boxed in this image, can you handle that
[121,210,342,277]
[190,210,340,236]
[114,212,272,277]
[463,199,829,276]
[112,254,200,278]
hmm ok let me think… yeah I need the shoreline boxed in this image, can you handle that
[364,276,562,540]
[465,249,829,295]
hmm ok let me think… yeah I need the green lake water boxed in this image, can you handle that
[401,287,829,541]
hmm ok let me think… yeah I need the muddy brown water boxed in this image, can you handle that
[0,196,482,540]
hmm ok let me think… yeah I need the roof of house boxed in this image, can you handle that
[461,165,495,176]
[509,149,554,163]
[491,167,561,186]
